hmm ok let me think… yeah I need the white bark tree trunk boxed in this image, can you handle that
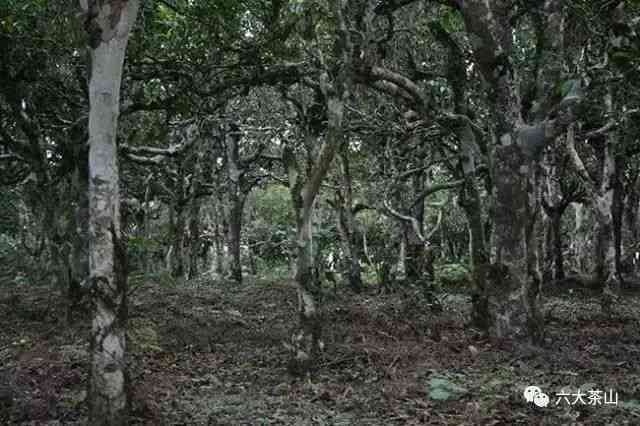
[572,202,590,273]
[566,95,619,314]
[81,1,139,424]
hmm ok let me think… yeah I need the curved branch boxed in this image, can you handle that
[411,179,464,209]
[383,199,428,245]
[565,124,596,195]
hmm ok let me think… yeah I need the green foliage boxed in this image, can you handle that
[622,399,640,413]
[250,185,291,266]
[357,209,399,289]
[127,235,160,256]
[256,263,289,281]
[129,318,162,353]
[560,79,580,98]
[255,184,291,225]
[438,6,464,33]
[435,263,470,287]
[427,371,468,401]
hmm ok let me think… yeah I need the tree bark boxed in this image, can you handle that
[623,174,640,274]
[571,202,590,273]
[613,154,624,281]
[334,152,362,292]
[286,1,351,370]
[213,199,226,276]
[222,123,257,284]
[456,121,490,330]
[170,200,185,279]
[406,172,426,282]
[187,197,201,280]
[542,200,570,282]
[566,119,618,312]
[461,177,490,329]
[397,234,407,280]
[227,194,246,283]
[550,210,564,280]
[82,1,139,424]
[187,150,203,280]
[624,174,639,245]
[453,0,572,342]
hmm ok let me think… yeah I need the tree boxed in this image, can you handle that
[0,0,91,318]
[80,0,140,423]
[448,0,580,341]
[283,0,355,374]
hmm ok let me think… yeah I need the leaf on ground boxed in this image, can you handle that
[427,373,468,401]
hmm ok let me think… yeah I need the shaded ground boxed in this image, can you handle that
[1,276,640,425]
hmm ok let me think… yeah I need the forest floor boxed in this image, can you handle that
[1,275,640,425]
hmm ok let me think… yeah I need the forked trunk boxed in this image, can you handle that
[285,91,347,374]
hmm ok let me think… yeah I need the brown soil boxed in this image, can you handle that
[1,278,639,425]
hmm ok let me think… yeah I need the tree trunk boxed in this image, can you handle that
[435,23,491,330]
[397,234,407,280]
[613,155,624,281]
[212,200,226,275]
[551,210,564,281]
[624,175,640,274]
[285,76,348,375]
[571,202,590,273]
[227,195,245,283]
[454,0,570,343]
[594,117,619,311]
[83,1,139,424]
[334,153,362,292]
[406,172,425,282]
[541,212,553,282]
[567,114,619,313]
[248,245,258,275]
[223,123,249,284]
[187,197,200,280]
[170,201,185,279]
[542,202,566,282]
[335,203,361,292]
[459,175,489,330]
[625,176,639,244]
[287,192,322,375]
[285,136,322,374]
[282,0,352,375]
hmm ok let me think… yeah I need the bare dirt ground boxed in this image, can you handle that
[1,277,640,425]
